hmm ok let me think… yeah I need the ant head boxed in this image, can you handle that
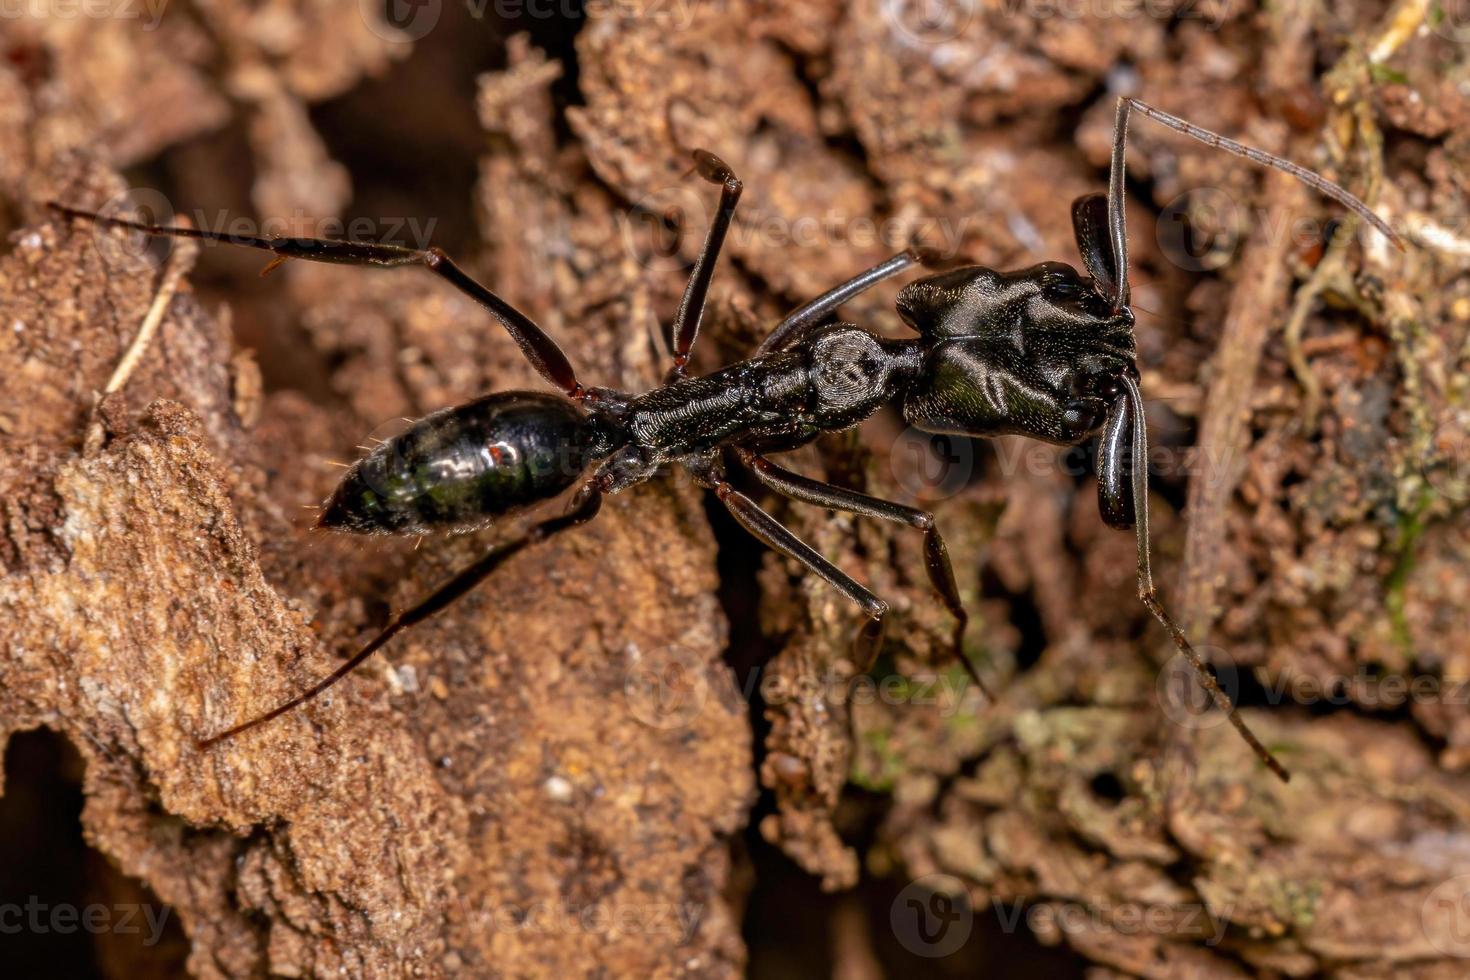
[896,261,1137,447]
[895,254,1130,337]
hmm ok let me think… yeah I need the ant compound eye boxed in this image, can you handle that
[1036,262,1085,300]
[1061,399,1105,440]
[1043,276,1083,299]
[1071,364,1117,398]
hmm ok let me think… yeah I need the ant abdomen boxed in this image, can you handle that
[317,392,596,536]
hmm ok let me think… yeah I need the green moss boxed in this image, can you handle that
[851,726,903,792]
[1385,486,1432,657]
[1274,877,1322,929]
[1368,64,1408,85]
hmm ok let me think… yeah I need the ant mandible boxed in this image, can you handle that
[51,98,1404,781]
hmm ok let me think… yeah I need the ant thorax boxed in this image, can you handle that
[621,323,922,462]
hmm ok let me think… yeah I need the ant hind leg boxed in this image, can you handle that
[46,202,585,397]
[197,481,605,748]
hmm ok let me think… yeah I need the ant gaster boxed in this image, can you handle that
[52,98,1403,781]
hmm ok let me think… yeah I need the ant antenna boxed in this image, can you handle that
[1123,99,1404,249]
[1095,96,1405,781]
[1102,98,1406,313]
[1121,374,1290,783]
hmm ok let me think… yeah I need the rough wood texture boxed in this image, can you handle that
[3,1,1470,976]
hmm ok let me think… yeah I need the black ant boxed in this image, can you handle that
[51,98,1403,780]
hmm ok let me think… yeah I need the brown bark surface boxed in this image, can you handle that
[3,2,1470,977]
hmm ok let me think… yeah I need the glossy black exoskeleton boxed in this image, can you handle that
[52,98,1403,778]
[318,392,606,535]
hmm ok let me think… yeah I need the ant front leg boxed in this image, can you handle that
[754,245,943,356]
[710,480,888,669]
[198,481,605,748]
[666,150,742,377]
[46,202,586,398]
[738,450,990,700]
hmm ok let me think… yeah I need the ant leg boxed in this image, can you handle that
[712,482,889,670]
[46,202,584,397]
[754,247,935,356]
[1117,376,1290,783]
[737,451,990,700]
[667,150,742,375]
[198,482,604,748]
